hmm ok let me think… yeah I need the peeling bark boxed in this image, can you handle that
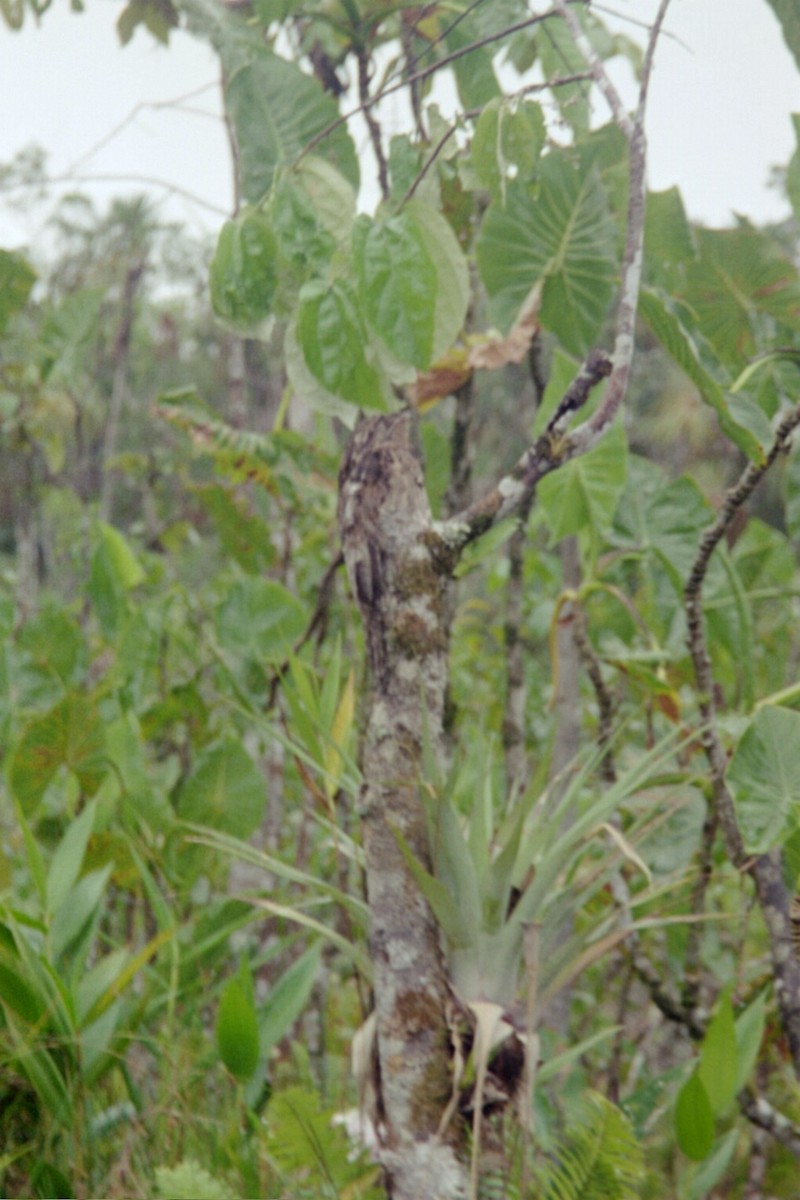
[338,411,468,1198]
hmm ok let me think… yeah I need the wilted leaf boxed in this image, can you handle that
[468,283,541,370]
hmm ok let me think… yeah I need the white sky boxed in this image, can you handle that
[0,0,798,249]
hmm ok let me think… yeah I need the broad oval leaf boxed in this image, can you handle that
[296,280,385,410]
[698,994,738,1115]
[210,209,278,332]
[225,49,359,204]
[216,976,260,1081]
[178,740,266,837]
[408,200,470,363]
[477,153,616,354]
[727,706,800,852]
[216,578,307,663]
[9,693,107,814]
[675,1071,714,1161]
[734,990,767,1093]
[353,211,438,368]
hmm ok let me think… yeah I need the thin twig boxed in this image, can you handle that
[684,399,800,1076]
[564,0,672,456]
[356,44,389,201]
[685,402,800,868]
[65,81,222,175]
[300,8,567,164]
[554,0,632,134]
[0,172,230,217]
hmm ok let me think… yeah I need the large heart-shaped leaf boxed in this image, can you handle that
[477,153,616,353]
[9,693,107,814]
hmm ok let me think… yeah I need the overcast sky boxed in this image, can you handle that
[0,0,798,248]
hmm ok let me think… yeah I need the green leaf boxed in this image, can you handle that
[644,475,715,592]
[477,154,616,354]
[765,0,800,70]
[446,22,500,110]
[216,975,260,1081]
[9,693,107,814]
[727,707,800,852]
[685,1129,738,1200]
[88,523,145,638]
[259,942,321,1055]
[46,798,97,915]
[472,98,545,203]
[216,578,307,663]
[410,201,470,360]
[537,13,590,136]
[0,959,44,1024]
[0,248,36,333]
[638,289,768,463]
[393,827,475,949]
[681,225,800,367]
[644,187,695,280]
[734,990,767,1092]
[225,49,359,204]
[698,994,738,1115]
[177,740,266,837]
[193,485,275,575]
[50,865,113,961]
[117,0,179,45]
[296,281,385,409]
[675,1071,714,1161]
[210,209,278,332]
[284,317,364,424]
[155,1160,236,1200]
[353,211,437,368]
[537,419,627,542]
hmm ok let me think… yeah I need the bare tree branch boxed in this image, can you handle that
[684,398,800,1076]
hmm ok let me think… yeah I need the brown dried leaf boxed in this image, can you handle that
[468,283,542,371]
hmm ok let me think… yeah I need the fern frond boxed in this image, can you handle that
[542,1091,645,1200]
[154,1158,237,1200]
[155,388,277,489]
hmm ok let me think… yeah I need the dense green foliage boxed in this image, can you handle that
[3,2,800,1197]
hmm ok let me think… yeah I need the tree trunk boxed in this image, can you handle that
[338,410,468,1199]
